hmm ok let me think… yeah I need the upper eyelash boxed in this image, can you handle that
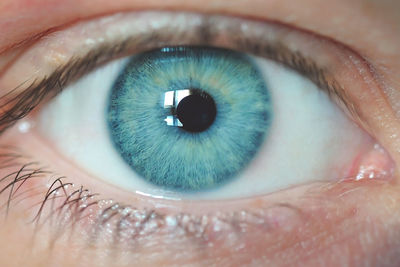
[0,13,359,135]
[0,40,131,135]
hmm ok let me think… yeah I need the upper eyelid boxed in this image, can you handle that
[0,6,362,63]
[0,0,392,58]
[0,11,361,134]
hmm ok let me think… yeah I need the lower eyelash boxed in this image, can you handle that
[0,147,306,253]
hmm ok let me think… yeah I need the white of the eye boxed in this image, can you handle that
[36,55,372,200]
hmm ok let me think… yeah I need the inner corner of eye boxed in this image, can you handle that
[28,44,390,200]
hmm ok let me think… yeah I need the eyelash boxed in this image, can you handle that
[0,11,370,249]
[0,147,309,249]
[0,13,356,135]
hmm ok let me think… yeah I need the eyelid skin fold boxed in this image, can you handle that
[0,11,368,133]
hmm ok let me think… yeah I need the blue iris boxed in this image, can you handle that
[107,46,272,191]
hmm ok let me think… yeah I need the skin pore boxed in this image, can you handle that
[0,0,400,266]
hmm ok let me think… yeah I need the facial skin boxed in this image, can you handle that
[0,0,400,266]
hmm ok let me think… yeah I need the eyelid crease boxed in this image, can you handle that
[0,12,358,135]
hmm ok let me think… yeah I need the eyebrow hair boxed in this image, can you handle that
[0,13,358,135]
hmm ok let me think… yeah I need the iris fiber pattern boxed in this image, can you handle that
[107,46,272,191]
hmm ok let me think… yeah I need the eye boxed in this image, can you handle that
[2,11,391,201]
[34,45,370,200]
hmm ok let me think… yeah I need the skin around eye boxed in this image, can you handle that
[0,3,399,267]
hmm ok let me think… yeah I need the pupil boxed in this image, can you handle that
[176,91,217,132]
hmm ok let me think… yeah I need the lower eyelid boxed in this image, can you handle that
[0,127,397,265]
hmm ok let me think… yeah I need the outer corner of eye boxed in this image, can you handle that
[16,13,394,201]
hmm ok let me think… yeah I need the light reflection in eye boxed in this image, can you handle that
[163,90,191,127]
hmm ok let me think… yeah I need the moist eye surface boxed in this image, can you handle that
[107,46,273,191]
